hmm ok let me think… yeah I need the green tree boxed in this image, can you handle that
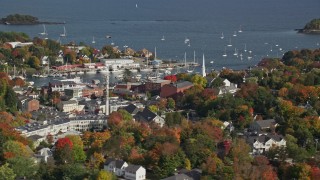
[148,105,158,113]
[190,74,207,87]
[4,86,17,112]
[0,163,16,180]
[167,98,176,109]
[118,109,133,122]
[27,56,41,69]
[8,156,38,179]
[66,135,86,163]
[96,170,116,180]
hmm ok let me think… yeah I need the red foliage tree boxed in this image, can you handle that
[55,137,73,150]
[164,75,177,82]
[311,167,320,180]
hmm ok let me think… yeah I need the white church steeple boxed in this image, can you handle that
[202,54,206,77]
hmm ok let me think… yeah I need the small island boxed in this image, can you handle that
[1,14,65,25]
[297,18,320,34]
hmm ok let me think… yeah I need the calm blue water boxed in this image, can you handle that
[1,0,320,70]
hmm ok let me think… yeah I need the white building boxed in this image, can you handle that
[57,100,85,113]
[16,114,107,137]
[104,159,129,177]
[246,134,286,155]
[218,79,239,95]
[100,59,139,70]
[124,165,146,180]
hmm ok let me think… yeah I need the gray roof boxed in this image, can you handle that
[175,81,193,89]
[115,160,127,169]
[123,104,139,115]
[60,100,78,105]
[246,133,284,144]
[162,174,193,180]
[125,164,143,173]
[254,119,276,129]
[134,107,157,122]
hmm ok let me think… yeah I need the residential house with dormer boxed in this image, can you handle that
[246,133,286,155]
[104,158,129,177]
[134,107,165,127]
[218,79,239,96]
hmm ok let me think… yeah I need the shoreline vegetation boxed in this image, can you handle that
[296,18,320,34]
[0,14,65,25]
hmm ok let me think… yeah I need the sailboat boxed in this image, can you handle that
[233,48,238,56]
[233,31,237,37]
[60,26,67,37]
[223,47,227,57]
[136,4,138,8]
[184,37,190,44]
[244,43,247,52]
[227,38,232,47]
[238,25,243,33]
[92,36,96,44]
[161,35,165,41]
[220,32,224,39]
[39,24,48,36]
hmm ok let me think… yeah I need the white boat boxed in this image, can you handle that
[233,31,237,37]
[161,35,165,41]
[184,38,190,44]
[39,24,48,36]
[86,69,96,74]
[227,38,232,47]
[136,4,138,8]
[60,26,67,37]
[98,68,109,74]
[39,74,48,78]
[166,67,173,70]
[244,43,247,52]
[223,47,227,57]
[233,48,238,56]
[77,71,84,74]
[220,32,224,39]
[111,41,115,46]
[140,68,153,72]
[238,25,243,33]
[27,81,34,86]
[92,36,96,44]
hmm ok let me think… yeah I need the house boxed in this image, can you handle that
[246,133,286,155]
[18,96,40,112]
[162,174,193,180]
[56,100,85,113]
[218,79,239,95]
[134,107,165,127]
[34,147,53,163]
[41,56,49,65]
[124,164,146,180]
[160,81,194,98]
[249,119,277,133]
[122,104,140,116]
[104,159,128,177]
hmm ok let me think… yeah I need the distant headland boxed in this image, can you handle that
[296,18,320,34]
[0,14,65,25]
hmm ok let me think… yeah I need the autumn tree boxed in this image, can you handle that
[0,163,16,180]
[53,137,74,164]
[66,135,86,162]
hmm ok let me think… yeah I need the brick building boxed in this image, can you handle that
[160,81,194,98]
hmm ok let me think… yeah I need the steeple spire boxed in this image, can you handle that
[202,54,206,77]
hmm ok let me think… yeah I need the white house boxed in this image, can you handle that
[41,56,49,65]
[247,133,286,155]
[218,79,239,95]
[34,148,53,163]
[124,165,146,180]
[104,159,128,177]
